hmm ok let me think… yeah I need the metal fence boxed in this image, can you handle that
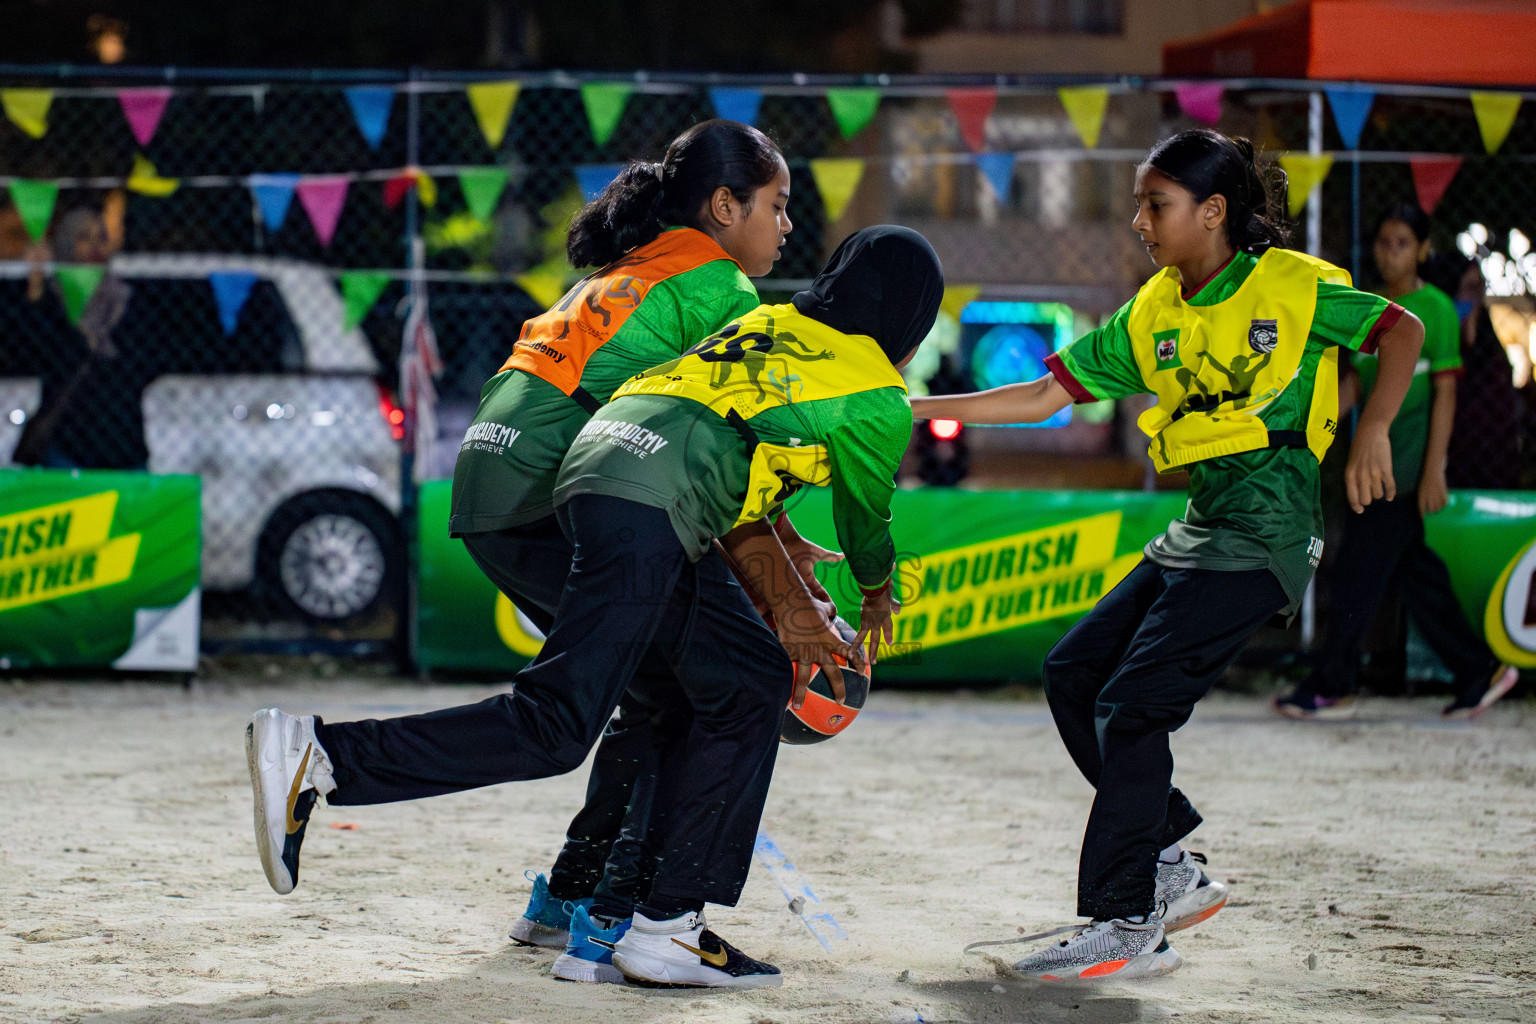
[1,67,1531,656]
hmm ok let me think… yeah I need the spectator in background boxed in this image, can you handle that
[13,197,140,469]
[1275,203,1517,721]
[1422,253,1521,490]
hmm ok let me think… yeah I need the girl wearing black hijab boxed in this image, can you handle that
[535,224,942,987]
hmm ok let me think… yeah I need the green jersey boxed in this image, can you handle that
[1353,282,1461,488]
[449,253,757,535]
[1049,251,1399,608]
[554,305,912,588]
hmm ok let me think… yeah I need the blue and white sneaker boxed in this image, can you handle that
[507,871,591,948]
[552,905,630,983]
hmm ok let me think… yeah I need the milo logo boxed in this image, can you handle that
[1486,536,1536,667]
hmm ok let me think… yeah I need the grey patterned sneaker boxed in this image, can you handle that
[1008,917,1181,982]
[1155,850,1228,933]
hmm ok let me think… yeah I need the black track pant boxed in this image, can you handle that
[318,495,789,906]
[1042,559,1287,921]
[1308,492,1497,697]
[460,517,689,910]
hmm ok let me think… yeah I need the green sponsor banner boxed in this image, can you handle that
[0,469,201,670]
[1424,492,1536,668]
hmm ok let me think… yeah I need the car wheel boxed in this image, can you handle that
[259,493,402,623]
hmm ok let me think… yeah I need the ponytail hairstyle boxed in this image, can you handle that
[1371,201,1432,245]
[565,119,785,268]
[1143,129,1290,256]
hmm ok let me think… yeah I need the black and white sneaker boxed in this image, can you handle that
[246,708,336,895]
[1155,850,1228,933]
[609,911,782,989]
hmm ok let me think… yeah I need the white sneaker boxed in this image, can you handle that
[1009,917,1181,982]
[609,911,782,989]
[1156,850,1229,933]
[246,708,336,895]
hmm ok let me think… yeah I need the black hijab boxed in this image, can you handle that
[791,225,944,366]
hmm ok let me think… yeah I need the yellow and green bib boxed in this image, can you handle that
[615,303,906,527]
[1128,247,1350,473]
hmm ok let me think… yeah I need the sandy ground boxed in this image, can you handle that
[2,675,1535,1024]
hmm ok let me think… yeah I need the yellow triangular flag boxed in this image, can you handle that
[126,154,180,197]
[1058,86,1109,149]
[516,269,570,310]
[2,88,53,139]
[412,167,438,208]
[810,158,865,223]
[940,285,982,321]
[1470,91,1521,155]
[1278,153,1335,218]
[467,81,521,150]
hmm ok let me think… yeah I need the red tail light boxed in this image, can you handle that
[929,418,962,441]
[376,383,406,441]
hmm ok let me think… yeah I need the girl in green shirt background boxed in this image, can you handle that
[1275,203,1516,720]
[914,129,1424,982]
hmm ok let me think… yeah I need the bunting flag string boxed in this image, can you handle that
[55,264,106,326]
[249,174,300,231]
[344,87,395,150]
[810,158,864,223]
[295,176,350,247]
[8,179,59,241]
[1278,153,1335,217]
[515,267,570,310]
[2,88,53,139]
[458,167,510,222]
[1470,92,1521,155]
[1058,86,1110,149]
[973,152,1015,201]
[709,87,763,128]
[118,88,172,147]
[946,88,996,153]
[339,270,393,330]
[1410,156,1462,214]
[581,83,633,147]
[940,284,982,322]
[826,88,881,140]
[126,154,179,197]
[576,164,624,203]
[466,81,520,150]
[1173,82,1222,126]
[208,271,259,335]
[1325,88,1374,150]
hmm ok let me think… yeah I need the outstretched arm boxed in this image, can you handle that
[910,374,1075,425]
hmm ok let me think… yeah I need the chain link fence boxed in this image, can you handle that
[1,68,1530,655]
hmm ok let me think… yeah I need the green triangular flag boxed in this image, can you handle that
[56,265,106,326]
[8,179,59,241]
[826,88,881,139]
[580,83,633,147]
[458,167,510,222]
[339,271,392,330]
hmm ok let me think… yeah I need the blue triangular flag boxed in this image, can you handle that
[249,174,301,231]
[1325,88,1374,150]
[209,272,259,336]
[344,87,395,150]
[709,87,763,127]
[974,152,1015,200]
[575,163,625,203]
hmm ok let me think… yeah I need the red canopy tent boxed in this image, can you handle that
[1163,0,1536,86]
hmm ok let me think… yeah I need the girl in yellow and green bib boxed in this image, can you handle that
[913,129,1424,982]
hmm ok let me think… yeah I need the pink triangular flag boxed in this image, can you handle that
[296,176,350,247]
[118,88,172,147]
[1174,83,1223,126]
[1410,157,1462,214]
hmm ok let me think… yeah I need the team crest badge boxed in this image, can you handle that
[1152,329,1181,370]
[1249,319,1279,354]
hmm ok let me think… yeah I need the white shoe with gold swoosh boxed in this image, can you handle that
[246,708,336,895]
[609,910,782,989]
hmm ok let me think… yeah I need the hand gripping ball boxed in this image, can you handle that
[781,617,871,745]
